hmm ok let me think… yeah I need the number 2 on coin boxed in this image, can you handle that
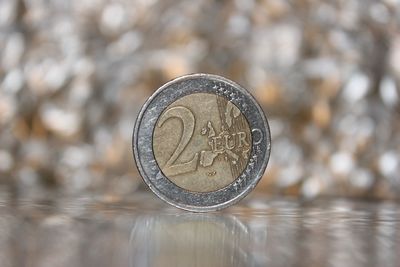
[157,106,199,176]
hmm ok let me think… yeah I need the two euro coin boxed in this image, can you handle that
[133,74,271,212]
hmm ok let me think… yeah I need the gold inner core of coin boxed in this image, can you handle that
[153,93,252,192]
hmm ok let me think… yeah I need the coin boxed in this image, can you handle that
[133,74,271,212]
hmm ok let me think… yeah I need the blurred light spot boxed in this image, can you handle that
[118,118,133,141]
[302,176,321,199]
[369,3,389,24]
[2,68,23,93]
[73,58,95,78]
[0,150,13,172]
[61,35,82,60]
[107,31,142,56]
[389,36,400,76]
[186,39,208,63]
[251,25,300,67]
[277,164,303,187]
[379,152,398,178]
[2,33,25,70]
[160,54,191,79]
[0,94,16,124]
[384,0,400,5]
[69,80,92,106]
[330,152,354,176]
[304,57,338,78]
[44,62,68,91]
[329,30,353,52]
[101,4,126,34]
[330,200,352,212]
[357,116,374,139]
[0,0,15,26]
[22,141,49,165]
[312,99,331,128]
[342,72,370,102]
[339,1,360,29]
[246,66,267,88]
[73,0,103,13]
[316,3,337,24]
[273,25,301,67]
[234,0,255,12]
[379,76,398,107]
[227,14,250,36]
[111,174,138,195]
[61,146,92,169]
[41,105,81,136]
[351,169,374,189]
[70,169,92,191]
[255,79,281,106]
[338,114,374,141]
[268,119,284,140]
[273,138,303,164]
[43,215,72,227]
[94,127,113,151]
[18,167,38,187]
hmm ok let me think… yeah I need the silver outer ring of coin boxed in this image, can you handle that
[133,73,271,212]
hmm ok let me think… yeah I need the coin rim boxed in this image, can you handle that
[133,73,271,212]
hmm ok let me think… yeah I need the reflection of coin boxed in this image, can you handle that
[133,74,271,212]
[130,214,250,267]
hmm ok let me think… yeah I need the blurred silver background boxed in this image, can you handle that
[0,0,399,201]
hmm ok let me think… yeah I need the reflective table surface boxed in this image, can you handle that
[0,192,399,267]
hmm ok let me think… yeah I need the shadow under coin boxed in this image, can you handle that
[130,213,251,267]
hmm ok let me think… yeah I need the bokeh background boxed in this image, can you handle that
[0,0,399,201]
